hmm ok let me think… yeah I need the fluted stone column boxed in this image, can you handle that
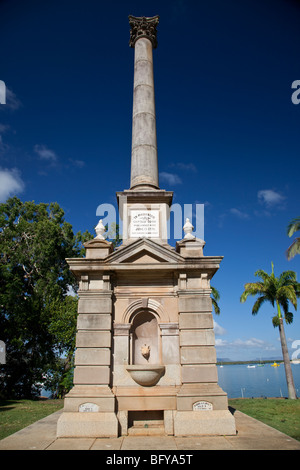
[129,15,159,190]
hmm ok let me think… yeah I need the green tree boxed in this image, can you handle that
[286,217,300,260]
[0,197,91,398]
[211,286,220,315]
[46,295,78,397]
[240,262,299,399]
[105,222,122,248]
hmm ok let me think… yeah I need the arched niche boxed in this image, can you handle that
[122,298,169,324]
[131,310,159,365]
[113,298,176,368]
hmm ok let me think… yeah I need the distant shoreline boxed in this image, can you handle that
[216,360,284,365]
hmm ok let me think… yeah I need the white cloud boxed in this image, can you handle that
[0,168,25,202]
[0,86,22,111]
[215,338,229,347]
[34,144,58,162]
[0,124,9,134]
[4,88,22,111]
[169,162,197,172]
[159,172,182,185]
[230,208,249,219]
[232,338,268,348]
[69,158,85,168]
[213,321,227,336]
[215,337,275,351]
[0,124,10,153]
[257,189,285,207]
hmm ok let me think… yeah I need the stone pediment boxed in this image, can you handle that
[106,238,185,265]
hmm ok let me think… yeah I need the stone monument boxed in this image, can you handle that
[56,15,236,438]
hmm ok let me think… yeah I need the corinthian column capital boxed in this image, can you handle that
[128,15,159,49]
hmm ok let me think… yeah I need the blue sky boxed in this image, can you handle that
[1,0,300,361]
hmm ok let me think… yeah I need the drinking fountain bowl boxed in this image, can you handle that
[126,364,165,386]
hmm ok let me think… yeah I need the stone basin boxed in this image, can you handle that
[126,365,165,386]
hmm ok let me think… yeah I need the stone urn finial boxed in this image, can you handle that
[95,219,106,240]
[183,218,195,240]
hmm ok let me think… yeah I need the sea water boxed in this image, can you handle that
[217,363,300,398]
[42,363,300,399]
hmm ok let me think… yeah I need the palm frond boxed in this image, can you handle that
[284,270,298,279]
[277,285,297,310]
[246,281,266,292]
[240,283,264,303]
[252,295,267,315]
[286,217,300,237]
[286,238,300,260]
[241,264,298,331]
[279,270,297,284]
[254,269,270,281]
[284,311,294,324]
[212,298,220,315]
[211,286,220,301]
[294,282,300,298]
[278,296,289,316]
[240,291,248,303]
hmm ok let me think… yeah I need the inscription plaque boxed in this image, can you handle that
[130,210,159,238]
[79,402,99,413]
[193,401,213,411]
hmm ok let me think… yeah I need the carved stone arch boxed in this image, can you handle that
[122,298,169,324]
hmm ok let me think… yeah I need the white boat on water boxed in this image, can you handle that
[247,365,256,368]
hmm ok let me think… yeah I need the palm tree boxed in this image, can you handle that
[211,286,220,315]
[286,217,300,260]
[240,262,300,399]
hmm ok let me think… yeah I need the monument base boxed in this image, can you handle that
[56,385,118,438]
[56,412,118,438]
[174,410,236,436]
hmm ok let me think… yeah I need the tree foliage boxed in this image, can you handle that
[240,262,300,399]
[211,286,220,315]
[0,197,92,398]
[240,262,299,325]
[105,222,122,248]
[286,216,300,260]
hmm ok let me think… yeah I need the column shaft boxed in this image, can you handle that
[129,18,159,190]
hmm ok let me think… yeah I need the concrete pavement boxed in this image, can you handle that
[0,408,299,450]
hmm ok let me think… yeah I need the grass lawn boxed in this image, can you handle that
[0,399,64,440]
[1,397,299,442]
[229,398,300,441]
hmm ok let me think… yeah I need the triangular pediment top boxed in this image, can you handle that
[105,238,185,264]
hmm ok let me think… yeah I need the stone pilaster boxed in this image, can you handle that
[177,287,218,387]
[159,322,180,364]
[56,274,118,438]
[174,271,236,436]
[113,323,131,365]
[73,289,113,386]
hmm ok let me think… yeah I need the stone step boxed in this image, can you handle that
[128,425,165,436]
[131,419,163,427]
